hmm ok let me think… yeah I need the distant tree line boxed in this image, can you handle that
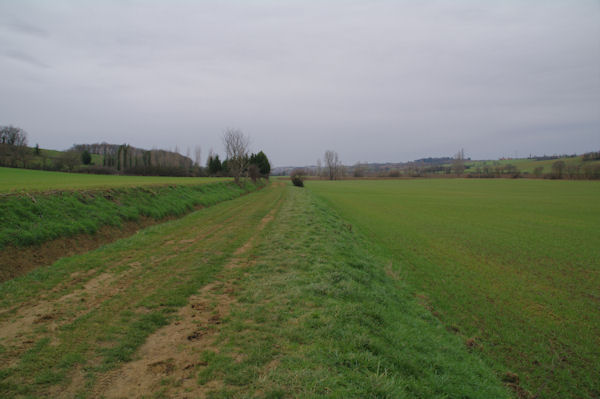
[72,143,197,176]
[0,125,30,168]
[582,151,600,162]
[286,148,600,181]
[0,125,271,180]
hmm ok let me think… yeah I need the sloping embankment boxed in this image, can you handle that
[0,180,265,281]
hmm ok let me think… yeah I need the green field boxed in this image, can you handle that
[0,183,510,398]
[0,167,228,193]
[2,176,598,398]
[309,179,600,398]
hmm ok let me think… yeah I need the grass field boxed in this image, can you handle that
[0,167,228,193]
[309,179,600,398]
[0,183,510,398]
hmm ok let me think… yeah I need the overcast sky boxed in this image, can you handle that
[0,0,598,166]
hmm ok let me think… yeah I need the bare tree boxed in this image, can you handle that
[452,148,465,176]
[316,159,322,178]
[0,125,29,167]
[57,150,80,171]
[551,160,566,179]
[223,128,250,184]
[324,150,342,180]
[194,145,202,167]
[353,162,367,177]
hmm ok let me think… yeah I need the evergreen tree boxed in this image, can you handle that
[81,150,92,165]
[249,151,271,176]
[207,154,222,175]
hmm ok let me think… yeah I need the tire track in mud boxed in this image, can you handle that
[87,194,284,399]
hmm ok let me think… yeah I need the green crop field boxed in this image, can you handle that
[0,167,229,193]
[309,179,600,398]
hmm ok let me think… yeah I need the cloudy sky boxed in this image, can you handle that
[0,0,598,166]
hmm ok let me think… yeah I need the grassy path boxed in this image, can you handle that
[0,183,509,398]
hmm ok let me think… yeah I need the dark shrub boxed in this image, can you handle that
[291,169,305,187]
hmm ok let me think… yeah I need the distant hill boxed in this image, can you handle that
[0,141,198,177]
[274,151,600,179]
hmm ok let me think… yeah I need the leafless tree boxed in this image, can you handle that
[223,128,250,184]
[58,150,80,171]
[194,146,202,167]
[551,160,566,179]
[0,125,29,167]
[324,150,342,180]
[452,148,465,176]
[316,159,322,178]
[353,162,367,177]
[248,164,260,182]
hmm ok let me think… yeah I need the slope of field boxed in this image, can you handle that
[0,167,228,193]
[309,179,600,399]
[0,180,260,250]
[0,183,509,398]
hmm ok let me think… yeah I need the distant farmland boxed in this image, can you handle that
[309,178,600,399]
[0,167,229,193]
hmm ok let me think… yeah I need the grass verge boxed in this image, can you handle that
[0,180,263,250]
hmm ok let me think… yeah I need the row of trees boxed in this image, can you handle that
[0,125,271,180]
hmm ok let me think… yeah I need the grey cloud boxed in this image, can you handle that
[3,49,49,68]
[0,0,598,166]
[5,19,48,37]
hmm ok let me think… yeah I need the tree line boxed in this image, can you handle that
[0,125,271,180]
[288,148,600,180]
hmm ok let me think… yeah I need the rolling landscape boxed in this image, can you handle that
[1,1,599,398]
